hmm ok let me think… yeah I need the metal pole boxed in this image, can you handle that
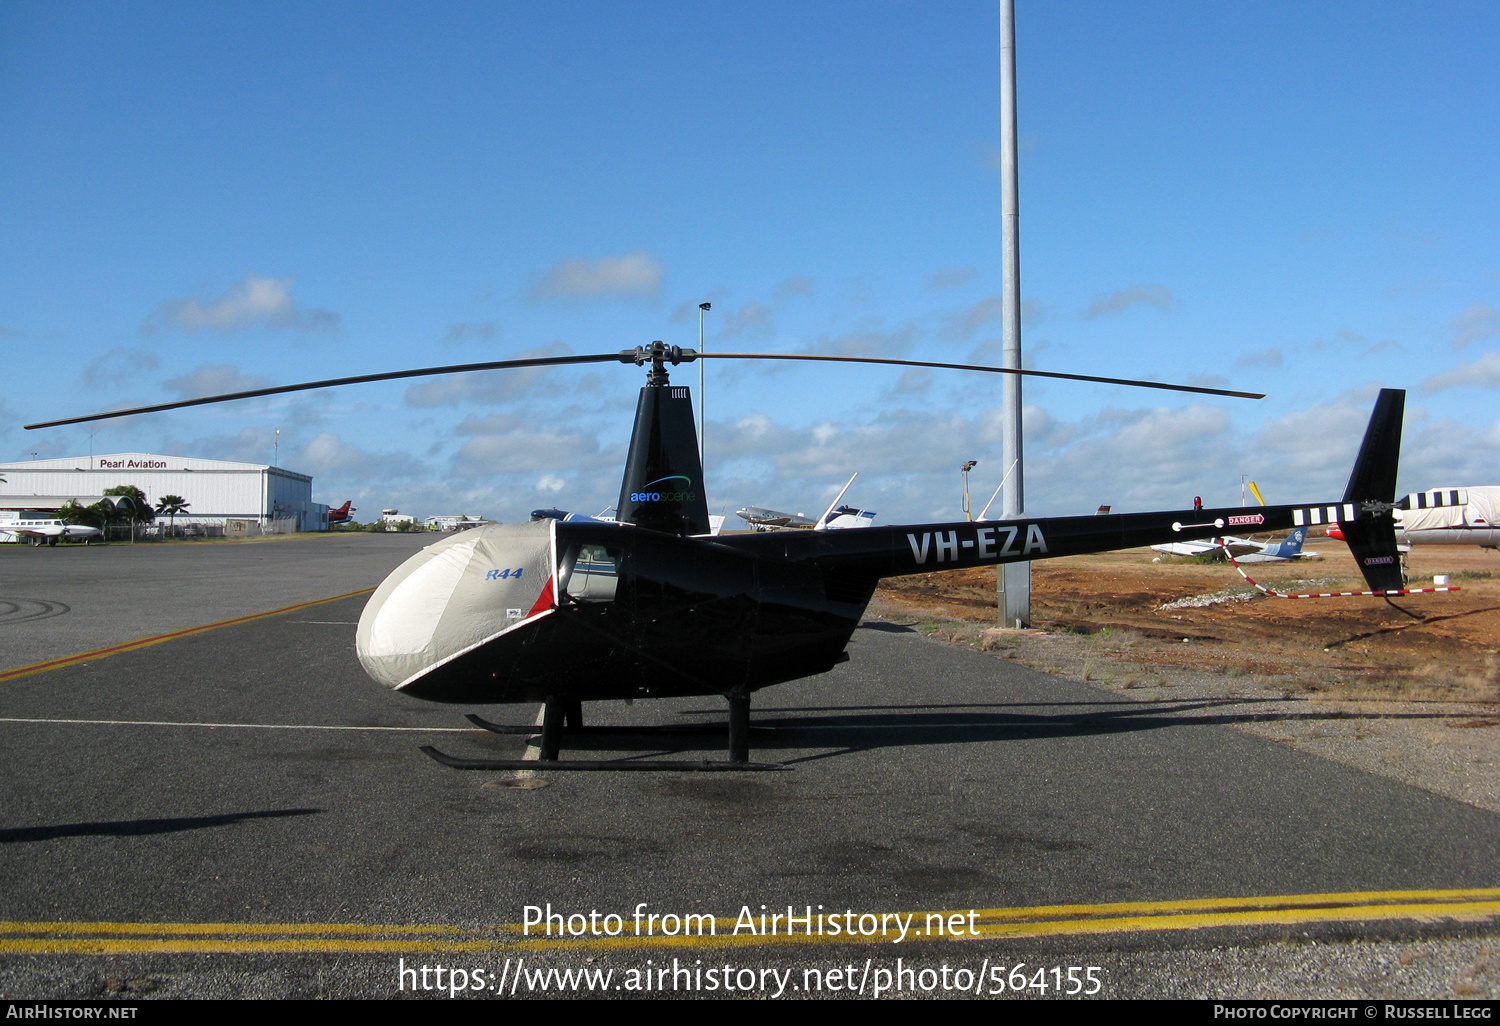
[998,0,1030,627]
[697,303,711,466]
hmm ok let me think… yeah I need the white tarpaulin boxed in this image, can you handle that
[1398,486,1500,532]
[357,521,555,690]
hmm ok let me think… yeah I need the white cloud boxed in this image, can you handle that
[161,365,273,400]
[1084,285,1172,319]
[1450,302,1500,349]
[778,277,816,297]
[404,343,577,406]
[944,296,1045,339]
[807,324,916,357]
[701,394,1428,522]
[531,252,664,299]
[84,347,159,387]
[536,474,565,493]
[891,368,930,394]
[1310,328,1365,352]
[718,302,772,339]
[1234,348,1283,371]
[443,321,498,343]
[1421,351,1500,392]
[926,267,976,290]
[298,432,423,478]
[148,273,339,335]
[451,424,602,476]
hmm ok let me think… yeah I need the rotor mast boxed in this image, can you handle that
[616,342,711,535]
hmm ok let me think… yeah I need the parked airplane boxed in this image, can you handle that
[1328,487,1500,550]
[1152,526,1316,562]
[2,518,104,546]
[328,501,356,526]
[736,504,876,531]
[536,507,724,535]
[736,473,875,532]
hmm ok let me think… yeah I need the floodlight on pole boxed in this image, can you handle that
[961,460,978,521]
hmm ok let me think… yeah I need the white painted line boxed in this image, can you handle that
[511,704,548,780]
[0,717,476,733]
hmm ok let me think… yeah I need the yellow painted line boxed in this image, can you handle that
[0,718,475,733]
[0,920,465,936]
[0,939,508,955]
[965,900,1500,941]
[4,889,1499,955]
[964,886,1500,922]
[0,588,376,684]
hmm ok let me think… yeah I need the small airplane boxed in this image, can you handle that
[427,514,495,532]
[27,343,1419,769]
[736,473,876,531]
[3,518,104,547]
[1152,526,1317,562]
[328,500,357,526]
[735,504,875,531]
[1327,487,1500,551]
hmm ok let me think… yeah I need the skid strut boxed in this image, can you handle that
[421,693,786,771]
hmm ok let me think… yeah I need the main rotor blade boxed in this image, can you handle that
[23,352,629,429]
[696,352,1263,400]
[26,343,1261,431]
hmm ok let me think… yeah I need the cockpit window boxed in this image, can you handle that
[558,543,619,603]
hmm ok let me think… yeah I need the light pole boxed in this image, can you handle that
[961,460,978,521]
[274,428,280,469]
[998,0,1030,627]
[697,302,711,468]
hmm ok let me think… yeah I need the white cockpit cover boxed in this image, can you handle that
[356,521,555,689]
[1398,486,1500,532]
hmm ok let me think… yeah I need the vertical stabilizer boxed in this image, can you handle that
[617,385,710,536]
[1340,388,1405,592]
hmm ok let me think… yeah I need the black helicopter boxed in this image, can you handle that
[29,342,1412,769]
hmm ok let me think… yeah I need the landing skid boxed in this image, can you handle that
[420,746,786,772]
[463,712,772,737]
[422,692,785,771]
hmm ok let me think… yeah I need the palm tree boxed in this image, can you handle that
[155,495,189,537]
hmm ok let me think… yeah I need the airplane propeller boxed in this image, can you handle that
[25,343,1261,430]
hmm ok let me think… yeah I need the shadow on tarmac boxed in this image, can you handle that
[0,808,320,844]
[423,695,1467,764]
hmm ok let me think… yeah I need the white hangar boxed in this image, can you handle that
[0,452,328,532]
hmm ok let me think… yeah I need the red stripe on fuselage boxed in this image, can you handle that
[528,576,555,617]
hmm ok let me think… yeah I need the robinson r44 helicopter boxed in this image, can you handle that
[29,343,1422,770]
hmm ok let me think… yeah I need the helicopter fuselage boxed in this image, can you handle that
[356,491,1380,707]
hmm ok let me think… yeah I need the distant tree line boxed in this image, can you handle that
[58,486,156,529]
[55,489,194,533]
[336,519,423,532]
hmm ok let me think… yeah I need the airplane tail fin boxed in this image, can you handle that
[1338,389,1405,592]
[1264,527,1306,558]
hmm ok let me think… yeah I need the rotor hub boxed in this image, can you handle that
[619,341,697,387]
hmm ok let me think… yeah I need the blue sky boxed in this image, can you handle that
[3,1,1497,523]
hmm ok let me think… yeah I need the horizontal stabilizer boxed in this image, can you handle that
[1399,488,1467,511]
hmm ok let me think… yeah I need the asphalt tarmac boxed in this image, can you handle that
[1,534,1498,999]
